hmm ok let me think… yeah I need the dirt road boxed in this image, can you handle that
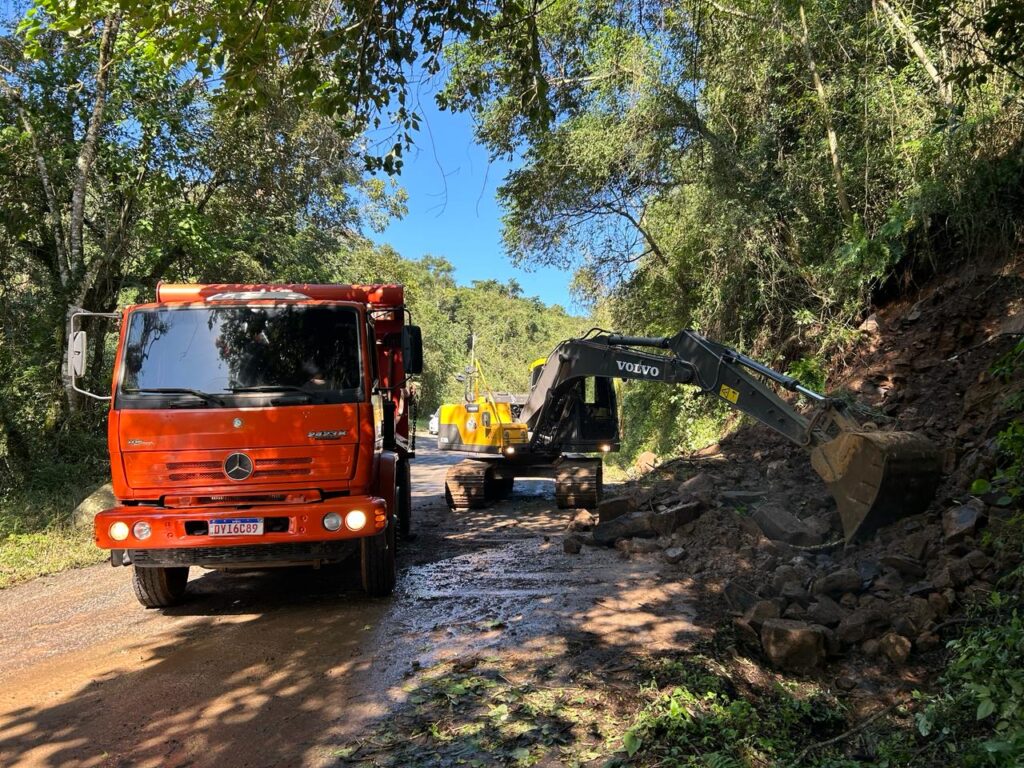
[0,447,700,767]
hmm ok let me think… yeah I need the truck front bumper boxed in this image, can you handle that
[94,495,389,558]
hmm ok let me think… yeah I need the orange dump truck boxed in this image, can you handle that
[66,283,422,607]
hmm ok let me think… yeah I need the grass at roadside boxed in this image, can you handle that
[0,478,107,589]
[0,526,104,589]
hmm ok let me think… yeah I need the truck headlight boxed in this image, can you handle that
[109,521,130,541]
[323,512,342,532]
[132,521,152,540]
[345,510,367,531]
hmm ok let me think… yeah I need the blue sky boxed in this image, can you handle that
[368,96,577,310]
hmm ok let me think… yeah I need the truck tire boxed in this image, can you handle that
[361,525,396,597]
[132,565,189,608]
[397,458,412,540]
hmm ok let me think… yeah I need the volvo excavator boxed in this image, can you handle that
[437,329,943,542]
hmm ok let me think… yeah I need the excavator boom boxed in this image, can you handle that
[440,328,943,541]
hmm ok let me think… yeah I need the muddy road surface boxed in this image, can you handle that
[0,447,701,767]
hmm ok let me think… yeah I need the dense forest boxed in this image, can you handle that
[1,0,1023,760]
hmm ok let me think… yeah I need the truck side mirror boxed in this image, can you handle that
[402,325,423,375]
[70,330,87,378]
[67,309,120,401]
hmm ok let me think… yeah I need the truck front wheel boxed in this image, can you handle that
[132,565,189,608]
[361,525,396,597]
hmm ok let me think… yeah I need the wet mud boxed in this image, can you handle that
[0,446,700,767]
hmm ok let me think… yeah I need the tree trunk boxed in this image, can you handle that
[68,12,121,274]
[876,0,952,106]
[798,4,853,226]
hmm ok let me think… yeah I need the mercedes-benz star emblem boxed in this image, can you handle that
[223,452,254,481]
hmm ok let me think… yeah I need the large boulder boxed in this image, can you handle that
[597,496,638,524]
[73,483,116,528]
[592,512,656,545]
[650,501,704,536]
[760,619,828,671]
[751,504,823,546]
[678,472,716,506]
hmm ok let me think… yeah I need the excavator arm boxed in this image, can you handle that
[522,329,943,540]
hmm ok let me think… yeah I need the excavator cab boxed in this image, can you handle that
[552,376,619,449]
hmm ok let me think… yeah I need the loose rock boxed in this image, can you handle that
[744,600,782,630]
[678,473,716,506]
[592,512,654,545]
[880,554,925,578]
[836,607,888,646]
[663,546,686,565]
[880,632,912,664]
[760,619,827,671]
[635,451,659,473]
[563,535,583,555]
[567,509,597,532]
[813,568,863,597]
[943,503,983,543]
[651,501,704,536]
[807,596,846,627]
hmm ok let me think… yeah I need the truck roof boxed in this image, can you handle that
[154,282,404,306]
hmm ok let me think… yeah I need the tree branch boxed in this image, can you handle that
[876,0,952,105]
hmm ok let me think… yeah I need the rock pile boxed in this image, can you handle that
[560,260,1023,673]
[563,458,1009,672]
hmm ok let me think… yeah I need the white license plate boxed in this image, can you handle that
[209,518,263,536]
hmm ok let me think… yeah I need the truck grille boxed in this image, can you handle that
[253,456,313,479]
[165,456,314,482]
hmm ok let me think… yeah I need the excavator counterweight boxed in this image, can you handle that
[438,329,942,541]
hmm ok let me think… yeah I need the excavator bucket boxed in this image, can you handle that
[810,430,943,542]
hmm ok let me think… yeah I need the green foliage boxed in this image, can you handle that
[616,383,730,465]
[17,0,549,171]
[619,656,853,766]
[443,0,1024,463]
[787,356,828,393]
[881,572,1024,767]
[973,339,1024,509]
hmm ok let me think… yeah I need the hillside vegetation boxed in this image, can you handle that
[443,0,1024,458]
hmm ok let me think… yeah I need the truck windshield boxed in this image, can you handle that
[120,305,363,403]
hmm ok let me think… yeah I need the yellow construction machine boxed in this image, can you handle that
[437,329,943,542]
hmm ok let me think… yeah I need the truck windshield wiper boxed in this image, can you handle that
[125,387,226,406]
[229,384,327,403]
[228,385,319,397]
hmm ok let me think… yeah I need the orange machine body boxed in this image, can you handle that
[94,283,412,561]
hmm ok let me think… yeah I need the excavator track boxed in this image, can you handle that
[445,460,493,510]
[554,459,603,509]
